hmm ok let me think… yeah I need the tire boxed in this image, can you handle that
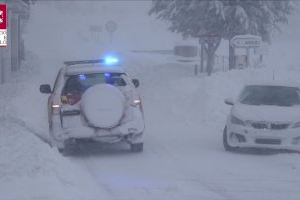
[58,140,78,156]
[58,147,66,155]
[223,127,238,152]
[130,143,144,153]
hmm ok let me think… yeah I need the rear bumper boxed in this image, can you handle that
[226,123,300,151]
[50,108,145,144]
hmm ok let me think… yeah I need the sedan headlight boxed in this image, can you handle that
[230,114,246,126]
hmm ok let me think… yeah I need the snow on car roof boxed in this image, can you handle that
[244,80,300,88]
[64,64,125,76]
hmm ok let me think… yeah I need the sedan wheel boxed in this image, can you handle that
[130,143,144,153]
[223,127,238,152]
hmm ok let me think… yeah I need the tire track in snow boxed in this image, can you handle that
[146,133,239,200]
[122,55,240,200]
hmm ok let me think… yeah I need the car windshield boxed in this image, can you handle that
[63,73,126,95]
[239,85,300,106]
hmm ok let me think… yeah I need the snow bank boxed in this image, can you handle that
[0,54,109,200]
[0,119,108,200]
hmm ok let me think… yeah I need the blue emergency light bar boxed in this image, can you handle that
[64,56,120,66]
[103,56,119,65]
[64,59,105,66]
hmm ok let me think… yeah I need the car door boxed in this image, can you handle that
[48,68,64,128]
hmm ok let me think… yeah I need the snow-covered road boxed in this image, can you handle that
[67,54,300,200]
[3,1,300,200]
[4,51,300,200]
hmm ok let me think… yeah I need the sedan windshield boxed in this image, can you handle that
[239,85,300,106]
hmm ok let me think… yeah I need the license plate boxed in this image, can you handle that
[255,138,281,145]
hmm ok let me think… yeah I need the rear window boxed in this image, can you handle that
[62,73,126,95]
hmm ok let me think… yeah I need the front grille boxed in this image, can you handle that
[250,121,290,130]
[251,122,268,129]
[255,138,281,145]
[271,123,289,130]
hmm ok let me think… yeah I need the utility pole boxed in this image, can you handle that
[199,40,204,73]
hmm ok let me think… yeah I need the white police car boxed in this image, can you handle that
[224,81,300,152]
[40,57,145,154]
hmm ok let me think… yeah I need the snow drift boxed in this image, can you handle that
[0,119,109,200]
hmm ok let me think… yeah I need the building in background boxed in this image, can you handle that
[0,0,31,84]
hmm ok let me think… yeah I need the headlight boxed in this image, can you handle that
[230,114,245,126]
[292,122,300,128]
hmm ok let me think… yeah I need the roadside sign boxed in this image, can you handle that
[231,35,261,48]
[89,25,103,42]
[234,48,247,55]
[0,3,7,47]
[256,43,269,55]
[105,20,117,33]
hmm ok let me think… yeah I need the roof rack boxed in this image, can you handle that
[64,59,104,66]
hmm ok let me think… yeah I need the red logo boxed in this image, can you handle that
[0,4,7,29]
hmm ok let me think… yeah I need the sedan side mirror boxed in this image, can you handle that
[132,79,140,88]
[224,98,234,106]
[40,84,52,94]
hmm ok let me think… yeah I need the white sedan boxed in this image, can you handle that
[223,81,300,152]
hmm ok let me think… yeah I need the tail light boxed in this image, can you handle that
[131,99,141,106]
[131,98,142,107]
[131,98,144,114]
[51,104,61,114]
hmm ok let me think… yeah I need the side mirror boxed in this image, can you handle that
[132,79,140,88]
[224,98,234,106]
[40,84,52,94]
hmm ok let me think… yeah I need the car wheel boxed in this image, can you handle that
[130,143,143,153]
[58,146,77,156]
[58,147,66,154]
[58,140,78,156]
[223,127,238,152]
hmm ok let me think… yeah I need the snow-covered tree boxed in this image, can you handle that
[149,0,294,74]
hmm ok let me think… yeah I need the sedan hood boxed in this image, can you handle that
[233,104,300,122]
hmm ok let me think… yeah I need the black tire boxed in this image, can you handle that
[58,140,79,156]
[58,147,66,154]
[130,143,144,153]
[223,127,238,152]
